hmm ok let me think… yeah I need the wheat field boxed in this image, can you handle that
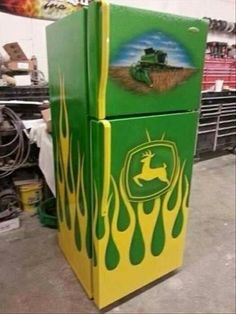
[110,66,195,94]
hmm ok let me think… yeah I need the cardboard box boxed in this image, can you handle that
[3,42,28,61]
[41,108,52,133]
[14,75,31,86]
[3,42,33,72]
[6,60,33,71]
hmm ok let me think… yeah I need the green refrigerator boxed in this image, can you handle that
[47,0,207,308]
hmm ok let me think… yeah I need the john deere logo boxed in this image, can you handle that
[124,140,178,201]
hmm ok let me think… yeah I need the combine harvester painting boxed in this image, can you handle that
[110,31,196,94]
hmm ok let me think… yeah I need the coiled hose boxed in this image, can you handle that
[0,106,31,178]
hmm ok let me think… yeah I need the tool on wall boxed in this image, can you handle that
[203,17,236,34]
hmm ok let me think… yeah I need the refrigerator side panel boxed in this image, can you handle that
[91,112,198,308]
[47,10,92,297]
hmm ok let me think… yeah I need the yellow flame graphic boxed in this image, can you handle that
[93,149,190,307]
[55,71,92,296]
[93,159,189,260]
[55,71,191,307]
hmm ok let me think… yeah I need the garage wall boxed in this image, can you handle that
[112,0,235,44]
[0,13,52,79]
[0,0,235,80]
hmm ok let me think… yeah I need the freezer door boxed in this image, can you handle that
[88,2,207,119]
[47,11,92,296]
[91,112,198,308]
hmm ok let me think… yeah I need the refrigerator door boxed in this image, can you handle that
[47,10,92,296]
[91,111,198,308]
[88,1,208,119]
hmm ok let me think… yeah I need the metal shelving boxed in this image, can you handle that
[0,86,49,102]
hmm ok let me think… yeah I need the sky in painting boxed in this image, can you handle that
[111,31,193,68]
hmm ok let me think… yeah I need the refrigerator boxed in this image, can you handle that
[47,0,207,309]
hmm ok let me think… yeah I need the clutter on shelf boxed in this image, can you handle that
[202,42,236,91]
[0,101,57,232]
[206,42,236,59]
[0,42,47,87]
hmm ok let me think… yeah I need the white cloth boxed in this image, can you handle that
[25,120,55,196]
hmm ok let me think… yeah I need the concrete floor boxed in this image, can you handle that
[0,154,235,314]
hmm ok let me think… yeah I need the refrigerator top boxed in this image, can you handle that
[88,1,208,119]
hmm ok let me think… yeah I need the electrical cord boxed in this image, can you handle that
[0,107,32,178]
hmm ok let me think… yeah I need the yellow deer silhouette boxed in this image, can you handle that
[133,150,169,187]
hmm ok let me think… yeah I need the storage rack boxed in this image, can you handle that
[0,86,49,102]
[197,91,236,154]
[0,86,48,191]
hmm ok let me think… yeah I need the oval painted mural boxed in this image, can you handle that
[110,31,196,94]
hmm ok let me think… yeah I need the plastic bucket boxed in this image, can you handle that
[38,198,57,228]
[18,182,42,213]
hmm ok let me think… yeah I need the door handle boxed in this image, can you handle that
[188,26,200,33]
